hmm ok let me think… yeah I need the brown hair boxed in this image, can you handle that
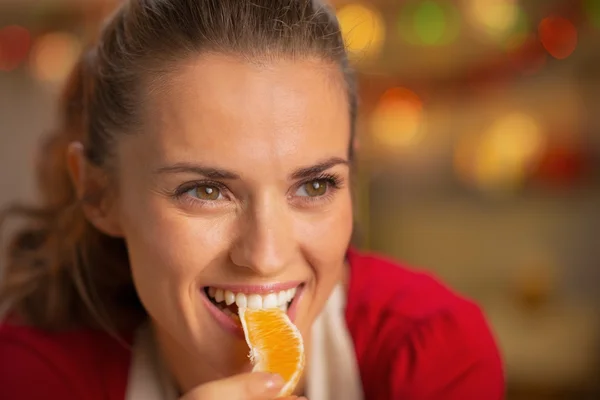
[0,0,357,333]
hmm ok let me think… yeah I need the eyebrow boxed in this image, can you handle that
[155,156,349,180]
[290,157,350,180]
[155,163,240,180]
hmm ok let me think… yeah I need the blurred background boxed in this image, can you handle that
[0,0,599,398]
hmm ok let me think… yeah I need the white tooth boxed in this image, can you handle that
[247,294,263,310]
[262,293,278,309]
[277,291,288,306]
[289,287,297,298]
[208,287,216,298]
[225,290,235,305]
[286,288,295,302]
[236,293,247,308]
[215,289,224,303]
[279,304,288,312]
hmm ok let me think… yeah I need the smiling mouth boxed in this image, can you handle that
[203,285,301,319]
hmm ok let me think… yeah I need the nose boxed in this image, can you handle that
[230,194,295,276]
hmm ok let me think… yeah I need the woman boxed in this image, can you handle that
[0,1,504,399]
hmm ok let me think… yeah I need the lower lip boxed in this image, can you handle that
[200,286,304,338]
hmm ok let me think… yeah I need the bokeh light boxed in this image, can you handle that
[584,0,600,29]
[455,113,546,193]
[369,87,424,150]
[337,3,385,61]
[399,1,461,46]
[467,0,522,41]
[538,16,578,60]
[0,25,32,72]
[509,35,547,75]
[502,8,530,51]
[29,32,82,83]
[534,143,587,187]
[414,1,446,45]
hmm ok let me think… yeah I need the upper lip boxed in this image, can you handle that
[204,281,304,294]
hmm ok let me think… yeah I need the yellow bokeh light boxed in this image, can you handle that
[455,113,546,193]
[371,107,421,148]
[468,0,520,39]
[30,33,81,83]
[486,114,543,160]
[370,87,424,151]
[337,3,385,61]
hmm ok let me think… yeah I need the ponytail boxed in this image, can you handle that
[0,54,143,332]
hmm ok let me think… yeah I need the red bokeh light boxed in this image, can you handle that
[538,16,577,60]
[378,87,423,112]
[509,35,547,75]
[0,25,32,72]
[533,144,588,188]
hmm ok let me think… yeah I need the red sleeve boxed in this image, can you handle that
[0,322,132,400]
[346,249,505,400]
[387,302,504,400]
[0,339,79,399]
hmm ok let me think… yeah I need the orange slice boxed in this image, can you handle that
[238,307,305,397]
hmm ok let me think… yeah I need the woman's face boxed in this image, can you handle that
[110,55,352,387]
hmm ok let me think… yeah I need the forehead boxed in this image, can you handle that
[135,55,350,176]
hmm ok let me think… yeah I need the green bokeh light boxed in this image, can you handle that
[414,1,446,45]
[584,0,600,28]
[399,1,461,46]
[503,7,530,50]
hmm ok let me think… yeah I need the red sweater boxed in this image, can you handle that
[0,250,504,399]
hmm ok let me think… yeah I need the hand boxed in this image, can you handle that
[180,372,307,400]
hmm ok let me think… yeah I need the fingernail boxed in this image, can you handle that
[264,373,284,390]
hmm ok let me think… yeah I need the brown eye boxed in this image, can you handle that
[193,185,222,200]
[298,179,328,197]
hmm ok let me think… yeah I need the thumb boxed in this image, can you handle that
[181,372,284,400]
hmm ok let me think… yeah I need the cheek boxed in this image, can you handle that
[294,192,352,330]
[298,191,354,273]
[120,199,231,279]
[116,189,238,334]
[115,186,233,318]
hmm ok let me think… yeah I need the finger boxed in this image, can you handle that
[181,372,284,400]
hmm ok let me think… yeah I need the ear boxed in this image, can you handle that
[66,142,124,238]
